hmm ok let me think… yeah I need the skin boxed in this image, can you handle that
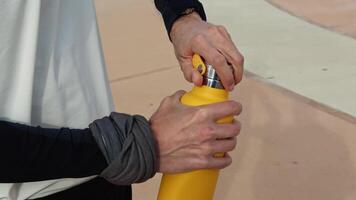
[170,12,244,91]
[150,91,242,173]
[150,12,244,173]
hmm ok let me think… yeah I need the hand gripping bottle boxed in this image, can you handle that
[157,54,233,200]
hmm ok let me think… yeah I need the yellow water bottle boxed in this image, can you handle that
[157,54,233,200]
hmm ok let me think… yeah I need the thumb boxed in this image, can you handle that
[192,69,203,86]
[180,58,203,86]
[170,90,186,103]
[180,59,194,83]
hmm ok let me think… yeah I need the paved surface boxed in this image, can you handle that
[94,0,356,199]
[267,0,356,39]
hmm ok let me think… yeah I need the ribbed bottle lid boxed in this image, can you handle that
[203,64,224,89]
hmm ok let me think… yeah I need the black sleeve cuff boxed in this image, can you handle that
[154,0,207,39]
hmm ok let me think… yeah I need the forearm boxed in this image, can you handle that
[0,112,158,185]
[0,121,107,183]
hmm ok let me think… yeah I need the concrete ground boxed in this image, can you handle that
[95,0,356,199]
[268,0,356,39]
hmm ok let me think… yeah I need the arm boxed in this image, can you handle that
[0,120,107,183]
[0,91,242,184]
[0,113,158,185]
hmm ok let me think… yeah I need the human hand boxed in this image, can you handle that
[149,90,242,173]
[170,12,244,91]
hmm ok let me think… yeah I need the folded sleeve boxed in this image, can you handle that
[0,120,107,183]
[89,112,158,185]
[154,0,207,37]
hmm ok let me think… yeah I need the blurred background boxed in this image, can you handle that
[94,0,356,199]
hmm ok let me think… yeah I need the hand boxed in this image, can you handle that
[149,91,242,173]
[170,12,244,91]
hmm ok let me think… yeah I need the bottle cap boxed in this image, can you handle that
[192,54,224,89]
[202,64,224,89]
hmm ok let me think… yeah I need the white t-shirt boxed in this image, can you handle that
[0,0,114,199]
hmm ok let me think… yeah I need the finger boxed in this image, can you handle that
[212,120,241,139]
[210,137,237,154]
[206,153,232,169]
[198,101,242,121]
[209,25,244,85]
[216,39,244,85]
[170,90,187,103]
[210,54,236,91]
[191,35,235,90]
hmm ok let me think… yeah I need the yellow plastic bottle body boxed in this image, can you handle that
[157,86,233,200]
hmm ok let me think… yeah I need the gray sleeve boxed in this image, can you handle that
[89,112,158,185]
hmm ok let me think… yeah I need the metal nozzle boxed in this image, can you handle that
[202,64,224,89]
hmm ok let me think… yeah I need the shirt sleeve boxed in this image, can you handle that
[154,0,207,38]
[0,120,107,183]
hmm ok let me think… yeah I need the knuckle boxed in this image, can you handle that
[232,124,241,137]
[240,55,245,64]
[236,121,242,133]
[208,25,220,33]
[229,101,242,115]
[212,54,226,66]
[236,54,245,65]
[194,108,210,121]
[230,138,237,150]
[233,56,244,84]
[238,103,243,114]
[235,77,243,85]
[217,25,227,33]
[234,67,243,84]
[225,157,232,167]
[192,33,205,44]
[198,125,215,141]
